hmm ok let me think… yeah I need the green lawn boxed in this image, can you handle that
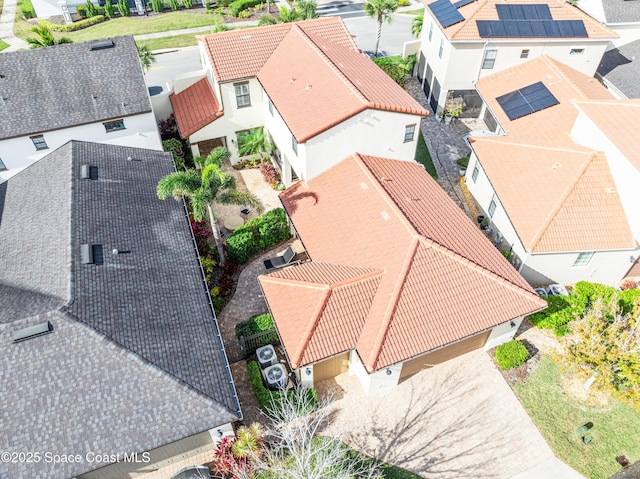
[0,39,9,51]
[139,32,199,49]
[398,8,424,15]
[415,131,438,179]
[513,356,640,479]
[381,463,422,479]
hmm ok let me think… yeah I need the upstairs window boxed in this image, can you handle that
[104,119,125,132]
[292,134,298,155]
[404,124,416,142]
[520,49,530,59]
[570,48,584,55]
[31,135,48,151]
[573,252,594,267]
[0,158,6,171]
[472,164,479,183]
[428,22,433,42]
[488,195,497,217]
[267,98,273,115]
[438,39,444,59]
[482,49,498,69]
[234,82,251,108]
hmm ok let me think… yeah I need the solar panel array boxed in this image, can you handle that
[477,19,588,37]
[453,0,475,9]
[429,0,465,28]
[495,82,559,120]
[476,3,588,38]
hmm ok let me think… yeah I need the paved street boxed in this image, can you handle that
[144,45,203,92]
[346,13,416,57]
[316,1,366,19]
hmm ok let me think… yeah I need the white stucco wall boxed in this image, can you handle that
[348,351,402,396]
[465,150,639,285]
[485,317,524,350]
[0,113,162,182]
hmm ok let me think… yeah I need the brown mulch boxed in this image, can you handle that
[487,339,541,386]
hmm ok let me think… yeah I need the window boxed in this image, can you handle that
[472,164,479,183]
[291,134,298,155]
[482,49,498,69]
[488,195,497,217]
[570,48,584,55]
[267,98,273,115]
[404,124,416,142]
[104,119,125,132]
[438,39,444,59]
[234,82,251,108]
[573,252,594,267]
[520,49,529,59]
[0,158,6,171]
[31,135,48,151]
[428,22,433,42]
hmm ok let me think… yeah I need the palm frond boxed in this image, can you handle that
[216,191,264,213]
[156,170,201,200]
[205,147,231,168]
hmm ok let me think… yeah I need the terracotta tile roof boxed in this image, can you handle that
[199,17,358,83]
[258,28,428,142]
[170,78,223,138]
[469,138,636,252]
[263,154,545,372]
[476,56,613,144]
[259,262,382,368]
[574,100,640,172]
[423,0,617,41]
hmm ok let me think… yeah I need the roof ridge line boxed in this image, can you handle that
[365,236,420,372]
[419,237,545,304]
[294,26,371,105]
[259,275,331,289]
[529,150,597,250]
[473,136,593,154]
[543,55,591,101]
[330,268,385,289]
[292,285,332,366]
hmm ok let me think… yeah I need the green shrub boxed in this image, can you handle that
[76,5,88,17]
[456,155,469,169]
[495,340,529,370]
[228,0,262,16]
[182,0,194,8]
[21,0,35,19]
[85,0,98,16]
[39,15,105,32]
[103,0,115,18]
[226,208,290,264]
[397,0,409,5]
[372,55,416,87]
[117,0,130,16]
[217,0,232,7]
[151,0,165,12]
[169,0,180,10]
[236,313,274,338]
[247,361,318,414]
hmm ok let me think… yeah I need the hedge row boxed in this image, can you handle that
[228,0,262,16]
[39,16,105,32]
[247,360,318,415]
[495,340,529,370]
[372,55,416,87]
[226,208,290,264]
[235,313,274,338]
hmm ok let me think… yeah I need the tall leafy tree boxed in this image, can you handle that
[363,0,399,57]
[27,24,72,48]
[136,43,156,73]
[157,147,263,263]
[238,127,272,159]
[258,0,318,25]
[411,13,423,38]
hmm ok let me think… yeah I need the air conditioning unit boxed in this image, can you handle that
[256,344,277,369]
[264,364,288,390]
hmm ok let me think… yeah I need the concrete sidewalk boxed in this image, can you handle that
[0,0,29,52]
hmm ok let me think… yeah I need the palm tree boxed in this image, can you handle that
[411,14,423,38]
[232,423,264,459]
[157,147,263,263]
[294,0,319,20]
[363,0,399,57]
[238,128,272,159]
[27,24,72,49]
[136,43,156,73]
[258,0,318,24]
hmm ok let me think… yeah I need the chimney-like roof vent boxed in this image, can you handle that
[81,243,94,264]
[89,39,115,51]
[13,321,54,343]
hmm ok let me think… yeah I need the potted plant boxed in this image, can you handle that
[443,98,463,125]
[456,155,469,176]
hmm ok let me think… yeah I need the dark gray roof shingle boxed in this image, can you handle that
[0,141,241,479]
[598,40,640,99]
[602,0,640,23]
[0,36,151,140]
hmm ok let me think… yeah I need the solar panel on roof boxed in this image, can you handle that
[429,0,465,28]
[496,4,551,20]
[453,0,474,9]
[477,19,588,37]
[496,82,559,121]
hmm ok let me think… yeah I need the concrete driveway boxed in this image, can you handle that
[316,349,554,479]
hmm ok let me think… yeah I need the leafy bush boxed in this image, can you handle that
[372,55,416,87]
[238,9,250,17]
[226,208,290,264]
[103,0,115,18]
[182,0,194,8]
[85,0,98,17]
[158,114,179,140]
[169,0,180,10]
[39,16,105,31]
[76,5,88,17]
[117,0,130,16]
[21,0,35,19]
[217,0,233,7]
[495,340,529,370]
[260,161,280,187]
[151,0,165,12]
[621,279,638,291]
[247,361,318,414]
[397,0,409,5]
[228,0,263,16]
[456,155,469,169]
[236,313,274,338]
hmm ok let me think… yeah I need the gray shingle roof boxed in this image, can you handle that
[602,0,640,23]
[0,141,241,479]
[0,36,151,140]
[597,40,640,99]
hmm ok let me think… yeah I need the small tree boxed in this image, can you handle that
[151,0,164,12]
[411,14,423,38]
[237,127,272,159]
[103,0,115,18]
[560,295,640,405]
[169,0,180,10]
[85,0,98,17]
[136,43,156,73]
[363,0,399,57]
[27,24,72,48]
[117,0,131,16]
